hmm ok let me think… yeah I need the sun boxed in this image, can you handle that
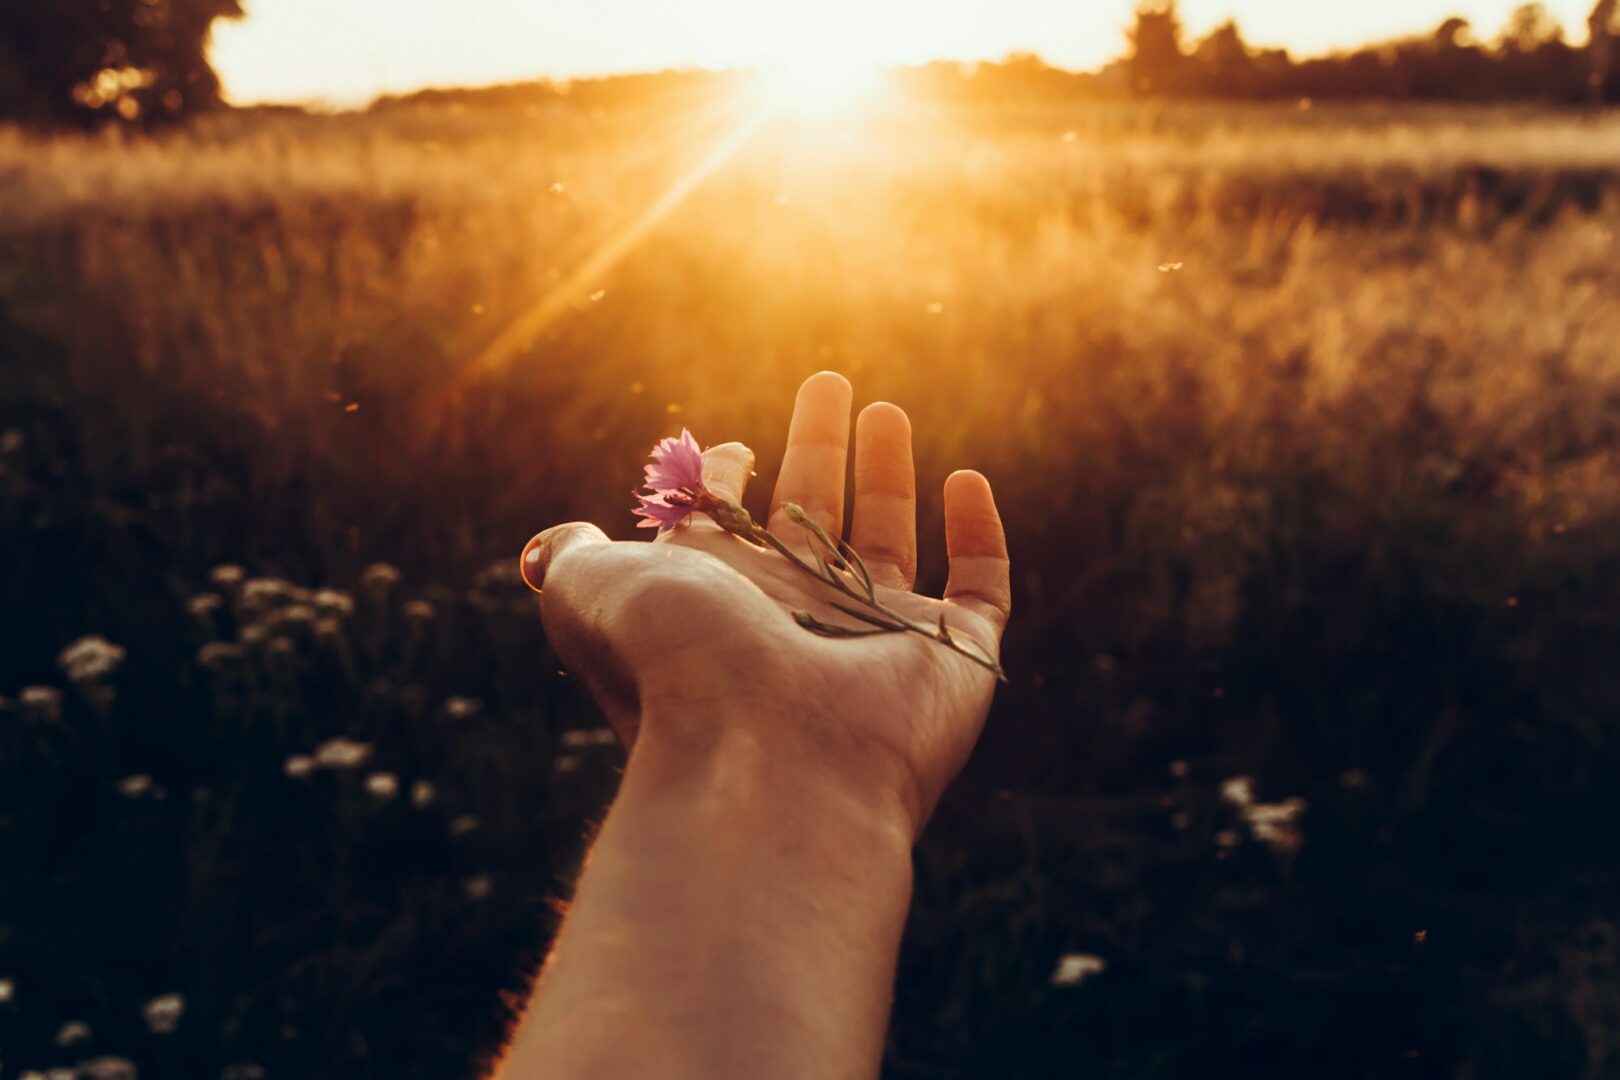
[758,53,885,115]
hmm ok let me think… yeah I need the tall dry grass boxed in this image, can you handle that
[4,94,1620,1077]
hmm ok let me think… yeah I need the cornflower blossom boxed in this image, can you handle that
[603,428,1006,681]
[633,429,707,531]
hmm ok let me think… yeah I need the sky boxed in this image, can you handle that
[211,0,1601,106]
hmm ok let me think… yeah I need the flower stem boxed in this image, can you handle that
[746,504,1007,683]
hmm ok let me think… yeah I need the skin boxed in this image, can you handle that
[496,371,1011,1080]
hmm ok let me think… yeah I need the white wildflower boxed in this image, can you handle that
[283,755,315,779]
[410,780,436,809]
[402,600,436,623]
[0,975,14,1002]
[196,642,244,668]
[1219,775,1254,808]
[208,564,246,592]
[313,737,372,770]
[19,685,63,721]
[1243,797,1308,855]
[266,605,317,630]
[559,728,617,749]
[311,589,355,616]
[116,774,153,798]
[79,1056,138,1080]
[442,697,482,720]
[364,772,399,801]
[361,563,402,592]
[143,992,184,1034]
[56,1019,92,1046]
[56,636,126,683]
[241,578,295,607]
[1051,953,1107,987]
[186,594,224,619]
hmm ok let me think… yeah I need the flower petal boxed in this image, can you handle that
[632,493,694,532]
[643,429,706,494]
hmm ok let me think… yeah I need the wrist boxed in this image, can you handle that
[632,698,923,850]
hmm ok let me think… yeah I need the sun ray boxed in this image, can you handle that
[461,93,770,383]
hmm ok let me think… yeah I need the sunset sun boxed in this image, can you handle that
[757,52,886,114]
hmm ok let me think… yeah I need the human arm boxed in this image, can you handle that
[494,372,1012,1079]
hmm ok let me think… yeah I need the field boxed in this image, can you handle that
[4,87,1620,1077]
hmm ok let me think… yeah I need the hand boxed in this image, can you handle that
[520,371,1011,838]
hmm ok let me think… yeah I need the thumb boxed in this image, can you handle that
[520,522,610,593]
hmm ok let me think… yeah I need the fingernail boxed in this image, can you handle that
[519,537,546,593]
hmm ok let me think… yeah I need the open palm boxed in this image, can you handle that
[521,372,1011,835]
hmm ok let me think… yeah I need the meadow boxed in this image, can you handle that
[3,86,1620,1077]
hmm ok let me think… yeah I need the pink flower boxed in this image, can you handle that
[643,430,705,493]
[633,429,707,532]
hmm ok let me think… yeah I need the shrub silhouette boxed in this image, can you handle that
[0,0,242,129]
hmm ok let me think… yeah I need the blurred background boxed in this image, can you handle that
[4,2,1620,1077]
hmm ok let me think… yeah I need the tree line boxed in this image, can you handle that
[3,0,1620,130]
[1123,0,1620,103]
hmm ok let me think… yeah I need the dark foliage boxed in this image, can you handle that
[0,0,242,128]
[1121,1,1620,104]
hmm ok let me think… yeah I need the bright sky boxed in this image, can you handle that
[213,0,1600,106]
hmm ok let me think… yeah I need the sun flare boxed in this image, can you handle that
[758,54,885,115]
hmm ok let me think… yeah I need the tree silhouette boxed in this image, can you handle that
[1501,2,1564,51]
[1127,1,1189,94]
[1591,0,1620,102]
[0,0,243,129]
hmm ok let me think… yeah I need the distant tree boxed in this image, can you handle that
[1591,0,1620,102]
[1500,2,1564,51]
[0,0,243,129]
[1127,1,1189,94]
[1432,16,1475,50]
[1192,20,1257,95]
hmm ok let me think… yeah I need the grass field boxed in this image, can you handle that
[4,88,1620,1077]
